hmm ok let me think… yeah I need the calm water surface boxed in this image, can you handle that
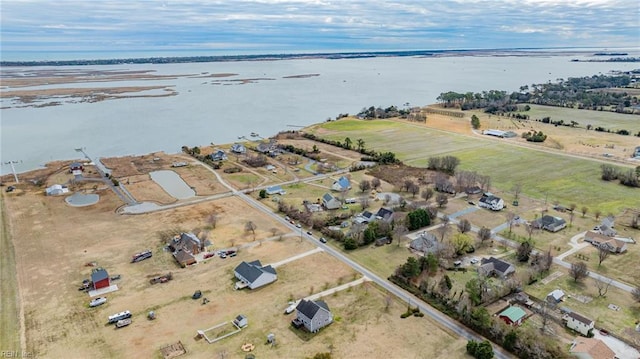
[1,54,637,175]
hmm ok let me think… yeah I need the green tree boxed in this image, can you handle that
[401,257,420,278]
[344,137,352,149]
[466,278,482,305]
[503,330,517,351]
[471,114,481,129]
[356,138,365,152]
[343,237,357,250]
[363,221,379,245]
[452,233,474,255]
[259,189,267,198]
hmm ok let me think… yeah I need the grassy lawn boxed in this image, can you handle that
[311,118,637,214]
[526,267,640,337]
[524,104,640,133]
[0,197,21,352]
[570,242,640,287]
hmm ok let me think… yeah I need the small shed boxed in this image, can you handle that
[91,268,111,290]
[233,315,248,328]
[498,306,527,326]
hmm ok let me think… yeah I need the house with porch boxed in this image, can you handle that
[478,194,504,211]
[234,260,277,290]
[533,215,567,232]
[584,231,627,253]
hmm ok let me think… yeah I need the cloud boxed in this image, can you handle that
[1,0,638,58]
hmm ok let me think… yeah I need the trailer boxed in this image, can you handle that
[115,318,132,328]
[149,272,173,284]
[131,250,152,263]
[108,310,132,324]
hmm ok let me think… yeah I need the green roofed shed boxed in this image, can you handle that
[498,306,527,326]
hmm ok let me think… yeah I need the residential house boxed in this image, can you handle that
[566,312,595,336]
[546,289,565,304]
[210,150,228,162]
[478,257,515,279]
[409,232,445,254]
[584,231,627,254]
[353,211,375,224]
[266,185,286,195]
[69,162,84,174]
[375,207,394,222]
[478,194,504,211]
[569,337,615,359]
[293,299,333,333]
[231,143,247,154]
[169,232,204,267]
[91,268,111,290]
[331,176,351,192]
[45,184,69,196]
[594,216,616,237]
[498,306,527,326]
[234,260,277,290]
[322,193,341,210]
[533,215,567,232]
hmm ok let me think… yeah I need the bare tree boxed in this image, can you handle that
[384,295,393,312]
[569,211,575,227]
[597,246,610,266]
[270,227,279,237]
[524,222,537,240]
[633,287,640,304]
[393,223,408,247]
[437,216,450,242]
[506,212,516,234]
[539,300,550,333]
[569,261,589,283]
[421,188,434,203]
[359,179,371,193]
[457,219,471,234]
[512,183,522,201]
[207,213,219,229]
[569,203,577,213]
[383,194,391,205]
[594,210,602,221]
[435,193,448,208]
[581,206,589,218]
[408,183,420,198]
[360,196,370,210]
[594,278,613,297]
[477,227,492,246]
[244,221,257,240]
[371,177,381,190]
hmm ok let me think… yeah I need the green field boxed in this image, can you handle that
[0,197,21,353]
[312,118,638,213]
[525,104,640,133]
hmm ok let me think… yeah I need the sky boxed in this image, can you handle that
[1,0,639,60]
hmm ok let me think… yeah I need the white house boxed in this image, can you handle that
[322,193,342,210]
[331,176,351,192]
[45,184,69,196]
[265,185,286,195]
[478,194,504,211]
[234,260,277,290]
[566,312,595,337]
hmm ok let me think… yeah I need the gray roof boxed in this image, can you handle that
[235,260,276,284]
[296,299,329,319]
[535,215,566,228]
[322,193,335,202]
[480,195,501,205]
[376,207,393,220]
[91,268,109,283]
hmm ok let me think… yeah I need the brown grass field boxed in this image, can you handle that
[1,158,469,358]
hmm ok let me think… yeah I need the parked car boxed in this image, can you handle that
[319,237,327,243]
[306,231,312,235]
[89,297,107,307]
[5,186,16,193]
[453,260,462,266]
[470,258,479,264]
[295,223,302,228]
[284,301,297,314]
[192,290,202,300]
[468,201,475,205]
[203,252,215,259]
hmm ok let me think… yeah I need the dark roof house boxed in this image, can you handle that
[293,299,333,333]
[169,232,204,267]
[533,215,567,232]
[478,257,515,278]
[210,150,228,161]
[234,260,277,290]
[409,232,444,254]
[322,193,341,210]
[375,207,394,222]
[231,143,247,154]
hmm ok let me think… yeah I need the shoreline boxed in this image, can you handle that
[0,47,624,67]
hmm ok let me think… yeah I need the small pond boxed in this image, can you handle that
[150,170,195,199]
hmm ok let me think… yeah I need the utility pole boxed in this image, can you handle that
[3,160,21,183]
